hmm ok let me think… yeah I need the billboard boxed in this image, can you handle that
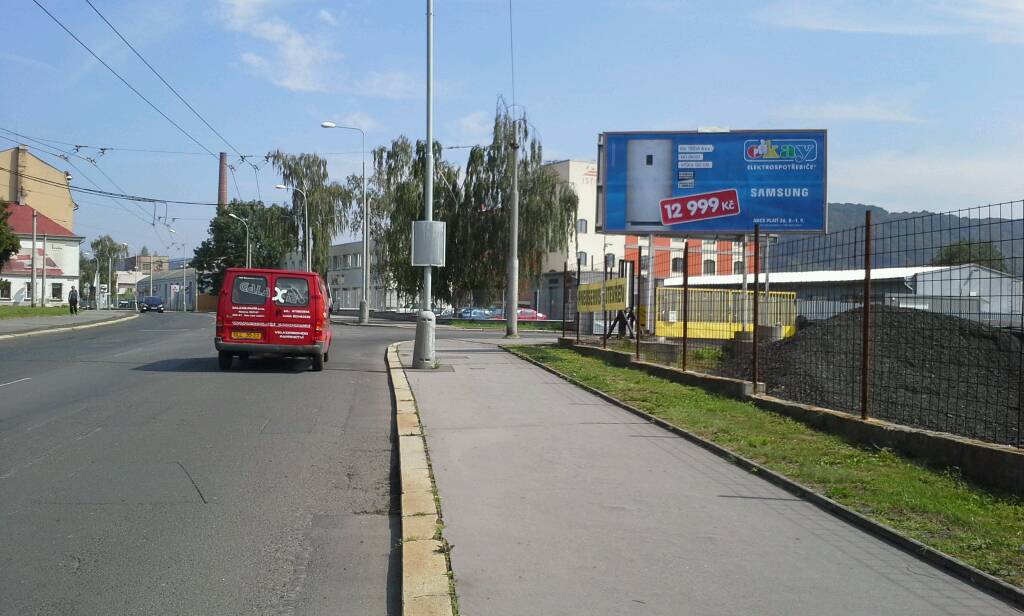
[577,278,630,313]
[598,130,826,235]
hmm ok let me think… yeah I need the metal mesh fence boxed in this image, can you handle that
[569,201,1023,447]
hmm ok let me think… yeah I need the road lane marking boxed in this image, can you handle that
[0,377,31,388]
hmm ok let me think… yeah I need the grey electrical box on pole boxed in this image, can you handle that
[413,0,437,369]
[411,221,446,266]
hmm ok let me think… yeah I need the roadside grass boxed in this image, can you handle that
[0,306,69,319]
[445,319,562,331]
[508,344,1024,588]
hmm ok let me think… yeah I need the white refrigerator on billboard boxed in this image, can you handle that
[625,139,673,231]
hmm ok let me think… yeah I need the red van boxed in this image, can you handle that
[215,268,333,371]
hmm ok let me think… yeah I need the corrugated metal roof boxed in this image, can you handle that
[663,265,950,287]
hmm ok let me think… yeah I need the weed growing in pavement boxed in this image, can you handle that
[508,344,1024,588]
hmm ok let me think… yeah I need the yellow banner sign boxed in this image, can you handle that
[577,278,629,312]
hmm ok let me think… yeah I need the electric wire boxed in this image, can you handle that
[1,166,220,206]
[84,0,243,157]
[30,0,217,157]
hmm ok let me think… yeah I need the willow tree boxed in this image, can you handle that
[334,103,577,307]
[267,151,349,276]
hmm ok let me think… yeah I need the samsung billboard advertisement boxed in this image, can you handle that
[598,129,827,235]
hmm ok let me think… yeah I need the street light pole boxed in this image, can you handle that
[228,213,251,268]
[412,0,436,369]
[505,122,520,338]
[276,184,309,271]
[321,121,370,324]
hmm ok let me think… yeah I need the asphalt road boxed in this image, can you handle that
[0,314,515,615]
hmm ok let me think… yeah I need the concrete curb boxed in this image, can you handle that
[0,313,140,341]
[504,346,1024,612]
[386,343,456,616]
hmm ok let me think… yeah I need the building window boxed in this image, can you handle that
[576,219,588,234]
[733,260,745,275]
[605,253,616,270]
[51,283,63,300]
[576,251,588,266]
[702,259,716,275]
[702,239,716,251]
[671,257,685,274]
[0,280,10,300]
[25,282,32,299]
[640,255,650,270]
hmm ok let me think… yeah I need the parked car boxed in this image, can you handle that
[214,267,333,371]
[488,308,547,320]
[139,296,164,313]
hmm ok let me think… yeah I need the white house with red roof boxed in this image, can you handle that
[0,202,82,306]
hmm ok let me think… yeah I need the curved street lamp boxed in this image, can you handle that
[228,213,251,268]
[321,120,370,324]
[276,184,309,272]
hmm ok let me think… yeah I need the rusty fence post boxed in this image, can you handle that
[602,256,609,349]
[635,245,642,360]
[862,210,873,421]
[682,247,689,372]
[752,225,761,392]
[575,257,581,345]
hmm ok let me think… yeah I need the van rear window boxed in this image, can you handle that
[232,275,270,305]
[274,277,309,306]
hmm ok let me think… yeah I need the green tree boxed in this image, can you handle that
[191,200,299,293]
[0,201,21,270]
[79,252,97,299]
[266,152,349,277]
[334,102,577,307]
[932,240,1009,273]
[90,235,128,290]
[139,245,150,257]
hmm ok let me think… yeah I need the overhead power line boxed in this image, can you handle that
[84,0,243,157]
[0,166,220,206]
[30,0,217,157]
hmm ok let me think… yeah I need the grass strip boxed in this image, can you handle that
[509,344,1024,588]
[0,306,71,319]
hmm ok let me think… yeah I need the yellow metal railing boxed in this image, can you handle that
[655,287,797,340]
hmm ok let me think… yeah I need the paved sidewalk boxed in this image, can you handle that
[402,338,1019,616]
[0,310,133,336]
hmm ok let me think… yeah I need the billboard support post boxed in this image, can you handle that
[575,257,581,344]
[752,224,761,392]
[646,234,656,334]
[602,255,608,349]
[682,247,689,372]
[635,245,642,360]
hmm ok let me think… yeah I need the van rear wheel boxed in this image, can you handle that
[311,352,324,372]
[218,351,233,370]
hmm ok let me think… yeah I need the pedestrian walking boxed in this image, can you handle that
[604,309,629,340]
[68,286,79,315]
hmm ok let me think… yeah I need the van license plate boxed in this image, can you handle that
[231,331,261,340]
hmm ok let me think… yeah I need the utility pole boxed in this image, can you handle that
[30,211,37,307]
[108,257,113,310]
[218,152,228,213]
[412,0,437,369]
[149,254,154,297]
[41,235,47,307]
[505,124,520,338]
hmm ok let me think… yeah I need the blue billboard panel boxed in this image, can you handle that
[598,130,827,235]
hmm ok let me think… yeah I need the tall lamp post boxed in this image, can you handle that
[321,121,369,324]
[228,213,251,268]
[276,184,310,271]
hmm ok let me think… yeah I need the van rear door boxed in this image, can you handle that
[224,272,272,344]
[268,273,316,347]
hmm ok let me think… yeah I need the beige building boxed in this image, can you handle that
[540,159,626,275]
[0,145,76,231]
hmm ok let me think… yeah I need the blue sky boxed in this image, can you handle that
[2,0,1023,253]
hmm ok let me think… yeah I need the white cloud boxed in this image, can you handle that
[317,9,338,27]
[772,94,925,124]
[830,150,1024,210]
[352,70,420,100]
[339,112,380,133]
[0,51,57,73]
[456,111,492,141]
[220,0,340,92]
[752,0,1024,43]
